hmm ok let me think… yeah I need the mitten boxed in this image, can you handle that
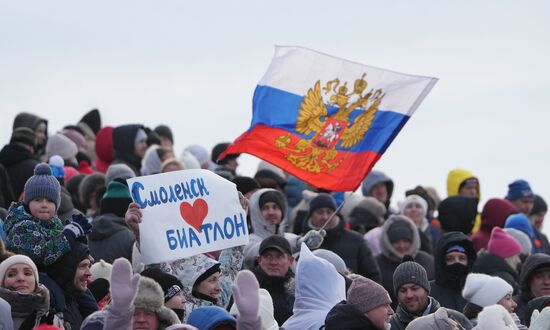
[231,270,260,322]
[63,214,91,244]
[529,306,550,330]
[299,229,326,250]
[110,258,140,311]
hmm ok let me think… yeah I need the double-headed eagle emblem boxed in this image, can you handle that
[275,73,384,173]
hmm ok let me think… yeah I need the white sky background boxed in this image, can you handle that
[1,1,549,230]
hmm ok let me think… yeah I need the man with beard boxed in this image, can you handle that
[390,259,472,330]
[429,232,476,311]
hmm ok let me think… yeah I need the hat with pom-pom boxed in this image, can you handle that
[24,163,61,208]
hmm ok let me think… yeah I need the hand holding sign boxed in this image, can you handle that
[126,169,249,265]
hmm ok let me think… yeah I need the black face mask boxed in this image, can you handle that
[445,263,470,290]
[172,308,185,322]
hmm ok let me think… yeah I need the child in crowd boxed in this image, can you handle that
[2,163,91,266]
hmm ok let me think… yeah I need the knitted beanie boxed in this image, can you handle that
[232,176,260,196]
[505,213,535,238]
[90,259,113,282]
[393,260,430,294]
[45,133,78,159]
[462,273,513,307]
[504,228,533,256]
[105,163,136,185]
[308,193,337,216]
[10,127,36,149]
[399,194,428,215]
[532,195,548,215]
[348,276,392,313]
[481,198,518,229]
[259,190,286,212]
[62,128,87,150]
[0,254,39,288]
[24,163,61,208]
[506,179,534,201]
[487,227,522,259]
[387,219,414,243]
[141,268,184,302]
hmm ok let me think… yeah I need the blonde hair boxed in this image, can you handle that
[160,158,185,173]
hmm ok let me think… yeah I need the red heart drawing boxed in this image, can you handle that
[179,198,209,232]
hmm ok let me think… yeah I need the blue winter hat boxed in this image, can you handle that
[506,180,534,201]
[187,306,236,330]
[24,163,61,209]
[505,213,534,238]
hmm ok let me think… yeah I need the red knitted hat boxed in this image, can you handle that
[487,227,522,258]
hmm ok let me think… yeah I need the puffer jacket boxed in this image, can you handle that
[88,212,135,263]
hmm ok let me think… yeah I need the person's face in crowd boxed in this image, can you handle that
[165,290,185,310]
[3,263,36,294]
[257,249,294,277]
[445,251,468,266]
[261,201,283,225]
[459,181,478,198]
[310,207,337,229]
[391,239,412,255]
[134,308,159,330]
[73,257,93,292]
[511,197,535,215]
[28,197,56,220]
[397,283,429,315]
[498,293,517,313]
[531,211,547,231]
[370,183,388,204]
[225,157,239,172]
[35,122,47,147]
[134,138,148,159]
[196,271,221,299]
[403,202,424,227]
[530,270,550,297]
[365,303,394,330]
[159,136,173,149]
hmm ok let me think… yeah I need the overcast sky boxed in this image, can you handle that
[1,0,549,230]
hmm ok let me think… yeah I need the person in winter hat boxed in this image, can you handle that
[504,213,545,254]
[79,172,106,218]
[154,125,174,149]
[375,215,434,308]
[390,259,472,330]
[514,253,550,324]
[141,145,174,176]
[3,163,92,266]
[438,196,479,235]
[471,198,518,251]
[105,163,136,185]
[94,126,114,173]
[112,124,148,175]
[504,228,533,258]
[399,194,437,255]
[0,254,56,328]
[429,231,477,312]
[506,179,535,215]
[361,170,395,218]
[232,176,260,199]
[472,227,522,294]
[141,267,185,321]
[325,276,394,330]
[348,196,386,235]
[187,306,236,330]
[45,133,78,164]
[529,195,550,254]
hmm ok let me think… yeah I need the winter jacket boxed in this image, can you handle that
[0,163,15,209]
[313,216,381,282]
[0,297,13,330]
[243,189,298,269]
[361,170,395,219]
[390,296,472,330]
[324,300,381,330]
[0,285,50,330]
[533,227,550,254]
[471,251,519,294]
[252,266,294,325]
[3,202,71,266]
[281,245,345,330]
[0,143,38,200]
[88,212,135,263]
[429,232,476,312]
[160,246,244,321]
[471,198,517,252]
[112,124,145,175]
[375,215,435,307]
[514,253,550,324]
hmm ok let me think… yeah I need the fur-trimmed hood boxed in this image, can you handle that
[379,215,421,262]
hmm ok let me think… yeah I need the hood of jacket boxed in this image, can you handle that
[13,112,48,132]
[472,251,518,282]
[282,244,346,330]
[380,215,421,262]
[112,124,144,173]
[88,212,130,240]
[519,253,550,299]
[0,143,37,167]
[249,188,288,239]
[447,168,480,198]
[479,198,518,232]
[325,300,379,330]
[434,232,476,288]
[361,170,394,201]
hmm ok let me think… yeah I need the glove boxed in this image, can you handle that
[231,270,260,322]
[63,214,92,244]
[110,258,140,311]
[530,306,550,330]
[299,229,326,250]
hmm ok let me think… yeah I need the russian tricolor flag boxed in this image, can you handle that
[223,46,438,191]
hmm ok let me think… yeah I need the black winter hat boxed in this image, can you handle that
[211,142,239,165]
[79,109,101,135]
[154,125,174,144]
[393,259,430,294]
[437,196,478,235]
[141,268,184,302]
[232,176,260,196]
[308,193,336,217]
[254,169,287,187]
[259,190,286,213]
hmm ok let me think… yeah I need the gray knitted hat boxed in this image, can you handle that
[105,163,136,185]
[348,276,392,313]
[24,163,61,208]
[393,260,430,295]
